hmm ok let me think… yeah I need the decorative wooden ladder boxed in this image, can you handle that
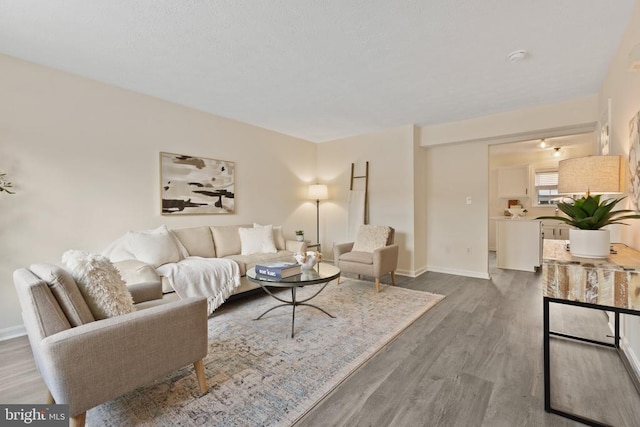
[350,161,369,225]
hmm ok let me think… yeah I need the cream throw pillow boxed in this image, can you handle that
[239,225,277,255]
[62,250,136,320]
[126,225,183,268]
[254,223,286,250]
[352,225,391,253]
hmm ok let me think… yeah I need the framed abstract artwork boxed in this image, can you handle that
[628,110,640,209]
[160,152,235,215]
[599,98,611,155]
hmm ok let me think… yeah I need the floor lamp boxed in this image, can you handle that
[308,184,328,247]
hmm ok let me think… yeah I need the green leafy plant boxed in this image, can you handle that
[0,171,14,194]
[295,230,304,236]
[537,195,640,230]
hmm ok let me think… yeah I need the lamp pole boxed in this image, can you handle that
[316,198,320,245]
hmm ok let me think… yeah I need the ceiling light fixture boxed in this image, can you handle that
[553,147,561,157]
[507,49,528,63]
[540,138,547,148]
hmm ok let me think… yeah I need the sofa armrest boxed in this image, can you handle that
[114,259,160,285]
[333,242,355,261]
[372,244,399,275]
[285,240,307,253]
[128,281,163,304]
[39,297,208,415]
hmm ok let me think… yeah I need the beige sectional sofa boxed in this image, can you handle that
[104,224,306,298]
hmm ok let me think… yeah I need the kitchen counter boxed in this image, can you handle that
[492,216,540,221]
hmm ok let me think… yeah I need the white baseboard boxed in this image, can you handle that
[621,336,640,381]
[426,265,491,280]
[395,268,418,277]
[0,324,26,341]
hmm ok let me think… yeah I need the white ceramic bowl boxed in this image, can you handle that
[507,208,525,218]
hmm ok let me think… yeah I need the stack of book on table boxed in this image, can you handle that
[255,261,301,279]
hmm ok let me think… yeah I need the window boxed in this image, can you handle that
[535,170,559,206]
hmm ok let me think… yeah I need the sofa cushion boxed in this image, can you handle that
[126,225,183,268]
[173,226,216,258]
[29,263,95,327]
[239,226,277,255]
[254,223,286,250]
[225,251,295,276]
[352,225,392,253]
[211,225,251,258]
[62,250,136,320]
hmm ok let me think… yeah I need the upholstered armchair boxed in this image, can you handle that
[333,225,399,293]
[13,263,209,427]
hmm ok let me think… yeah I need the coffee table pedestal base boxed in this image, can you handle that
[254,284,335,338]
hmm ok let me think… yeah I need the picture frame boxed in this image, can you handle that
[628,110,640,209]
[160,152,235,215]
[599,98,612,155]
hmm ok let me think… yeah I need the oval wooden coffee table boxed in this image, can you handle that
[247,263,340,338]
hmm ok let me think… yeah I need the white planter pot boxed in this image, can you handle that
[569,229,610,259]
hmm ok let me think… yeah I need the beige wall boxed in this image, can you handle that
[424,141,490,278]
[0,54,317,333]
[317,125,417,275]
[413,127,428,275]
[420,95,598,147]
[598,0,640,371]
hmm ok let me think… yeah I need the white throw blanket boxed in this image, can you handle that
[157,257,241,315]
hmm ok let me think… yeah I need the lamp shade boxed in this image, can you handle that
[308,184,328,200]
[557,155,624,195]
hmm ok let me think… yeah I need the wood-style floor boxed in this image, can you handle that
[2,255,640,426]
[297,257,640,426]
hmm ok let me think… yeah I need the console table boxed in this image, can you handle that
[542,240,640,426]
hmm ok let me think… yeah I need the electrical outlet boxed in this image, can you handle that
[466,196,472,205]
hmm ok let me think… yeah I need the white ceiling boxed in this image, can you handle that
[0,1,636,142]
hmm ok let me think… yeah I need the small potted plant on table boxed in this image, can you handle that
[295,230,304,242]
[537,194,640,258]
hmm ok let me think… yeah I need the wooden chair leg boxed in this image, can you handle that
[46,389,54,404]
[71,412,86,427]
[194,359,208,394]
[391,271,396,286]
[375,278,381,293]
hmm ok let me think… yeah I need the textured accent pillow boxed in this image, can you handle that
[352,225,392,253]
[254,223,286,250]
[126,225,182,268]
[61,250,136,320]
[239,225,277,255]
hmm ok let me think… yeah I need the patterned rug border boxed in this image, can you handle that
[288,281,445,425]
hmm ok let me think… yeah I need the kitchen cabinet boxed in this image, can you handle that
[541,221,572,240]
[496,219,542,272]
[497,165,530,198]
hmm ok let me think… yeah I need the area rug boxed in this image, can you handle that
[87,280,444,427]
